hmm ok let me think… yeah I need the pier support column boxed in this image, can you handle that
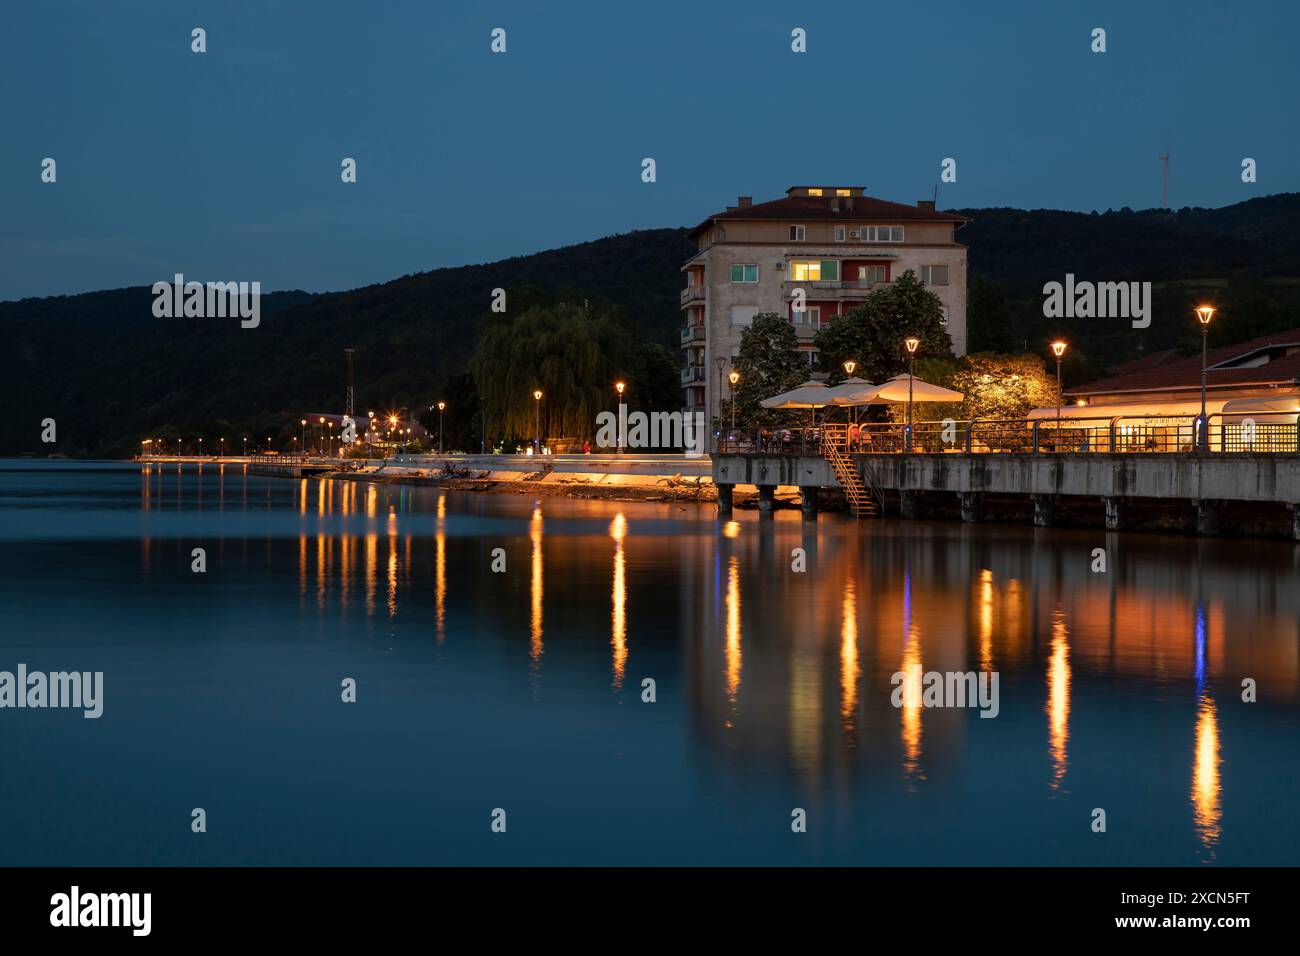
[716,483,734,517]
[757,484,777,515]
[1104,497,1125,531]
[1196,499,1221,536]
[960,492,981,524]
[899,490,918,519]
[1291,504,1300,542]
[1031,494,1055,528]
[799,486,819,519]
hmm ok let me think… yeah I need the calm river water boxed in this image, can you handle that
[0,460,1296,865]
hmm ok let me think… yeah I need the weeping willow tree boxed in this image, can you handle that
[471,301,632,444]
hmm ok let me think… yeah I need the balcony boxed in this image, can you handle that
[680,366,706,385]
[783,278,890,301]
[680,284,706,307]
[680,324,705,345]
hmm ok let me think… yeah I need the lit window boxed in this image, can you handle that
[836,189,851,197]
[729,263,758,283]
[807,188,823,196]
[922,265,949,286]
[834,226,846,242]
[789,224,806,241]
[788,260,839,282]
[857,265,887,283]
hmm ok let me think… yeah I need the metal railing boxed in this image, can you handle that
[716,413,1300,456]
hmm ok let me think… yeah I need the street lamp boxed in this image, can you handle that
[1195,305,1216,450]
[727,369,740,436]
[533,389,543,455]
[842,358,857,377]
[615,381,626,454]
[242,436,248,457]
[219,437,225,458]
[713,356,727,452]
[300,419,306,453]
[904,336,921,452]
[1051,340,1068,441]
[437,401,446,454]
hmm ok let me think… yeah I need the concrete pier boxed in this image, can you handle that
[1196,499,1221,536]
[1104,497,1126,531]
[1032,494,1055,528]
[717,483,734,516]
[899,490,918,519]
[960,492,981,523]
[757,484,776,515]
[800,486,819,518]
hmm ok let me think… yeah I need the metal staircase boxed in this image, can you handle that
[822,428,881,518]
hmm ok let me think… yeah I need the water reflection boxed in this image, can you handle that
[100,464,1300,863]
[610,513,627,689]
[1046,607,1071,791]
[530,503,544,665]
[840,578,859,736]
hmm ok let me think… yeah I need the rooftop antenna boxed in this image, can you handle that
[1158,152,1170,209]
[344,348,355,417]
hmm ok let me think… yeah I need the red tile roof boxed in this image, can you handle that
[1069,327,1300,396]
[688,194,967,238]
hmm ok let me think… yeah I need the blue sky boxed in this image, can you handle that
[2,0,1297,300]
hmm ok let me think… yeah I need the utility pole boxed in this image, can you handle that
[344,348,355,417]
[1158,152,1170,209]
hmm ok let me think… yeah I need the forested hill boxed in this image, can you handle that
[5,194,1300,455]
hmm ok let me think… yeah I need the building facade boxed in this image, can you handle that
[680,186,969,419]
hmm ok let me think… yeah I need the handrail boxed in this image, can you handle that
[715,411,1300,456]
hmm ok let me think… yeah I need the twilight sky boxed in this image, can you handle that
[2,0,1297,300]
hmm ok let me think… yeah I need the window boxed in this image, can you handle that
[788,259,839,282]
[729,263,758,283]
[835,189,851,197]
[789,224,806,241]
[807,188,823,196]
[857,265,888,283]
[922,265,949,286]
[791,307,822,326]
[862,225,904,242]
[731,306,758,326]
[834,226,846,242]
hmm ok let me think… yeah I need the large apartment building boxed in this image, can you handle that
[680,185,969,419]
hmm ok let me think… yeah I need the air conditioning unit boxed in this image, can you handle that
[848,230,859,239]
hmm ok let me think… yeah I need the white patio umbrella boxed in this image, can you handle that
[759,380,832,409]
[868,373,964,403]
[822,377,881,406]
[759,381,831,428]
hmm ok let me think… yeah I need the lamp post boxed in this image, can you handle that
[198,437,203,458]
[219,437,224,458]
[300,419,306,453]
[1195,305,1216,450]
[904,337,920,452]
[727,370,740,439]
[533,389,543,455]
[437,401,446,454]
[242,436,247,457]
[1051,340,1068,442]
[713,356,727,452]
[842,358,858,426]
[615,381,626,454]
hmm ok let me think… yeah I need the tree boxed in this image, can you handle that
[966,275,1019,352]
[730,313,807,426]
[813,270,954,384]
[470,301,634,444]
[949,352,1057,420]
